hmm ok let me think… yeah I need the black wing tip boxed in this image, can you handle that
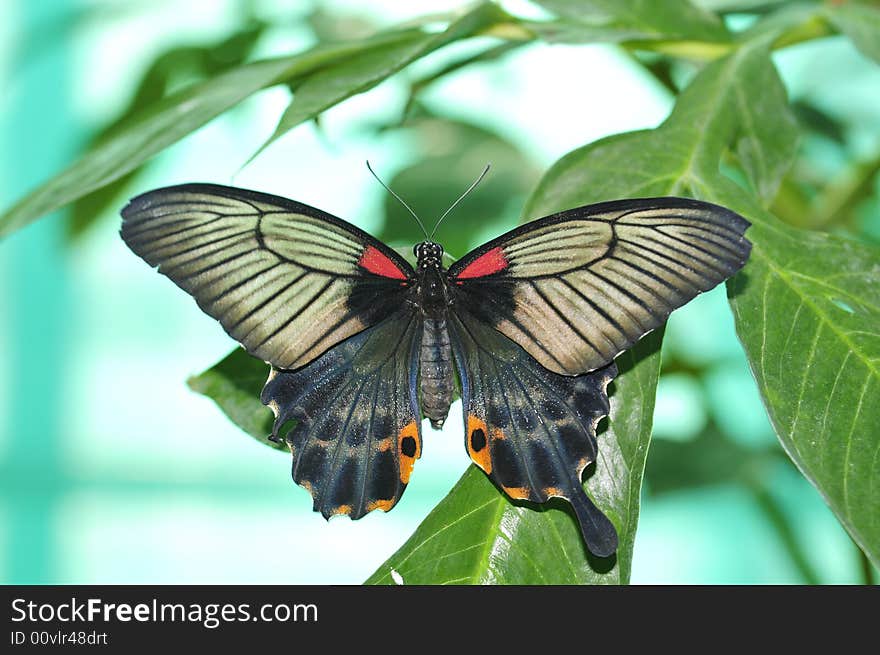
[570,489,619,558]
[653,196,754,266]
[594,195,753,235]
[120,183,229,218]
[119,182,336,218]
[640,195,752,231]
[119,194,152,223]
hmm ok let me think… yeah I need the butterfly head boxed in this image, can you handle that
[414,241,444,270]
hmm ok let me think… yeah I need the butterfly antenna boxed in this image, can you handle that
[430,163,490,239]
[366,160,429,240]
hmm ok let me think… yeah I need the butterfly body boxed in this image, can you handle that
[121,183,751,558]
[410,240,455,428]
[418,316,454,429]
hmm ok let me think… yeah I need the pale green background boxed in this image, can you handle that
[1,0,876,584]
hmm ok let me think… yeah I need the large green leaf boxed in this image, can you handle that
[252,2,512,160]
[724,191,880,567]
[366,336,662,585]
[0,29,438,239]
[521,37,880,563]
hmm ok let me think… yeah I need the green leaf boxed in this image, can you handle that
[529,0,730,43]
[826,2,880,64]
[725,194,880,567]
[67,170,142,242]
[366,337,662,585]
[66,22,268,240]
[789,100,847,144]
[522,37,797,206]
[521,37,880,564]
[0,29,432,240]
[251,2,512,160]
[187,348,282,451]
[248,34,431,163]
[401,41,525,115]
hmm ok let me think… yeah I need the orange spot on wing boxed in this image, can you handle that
[377,437,394,452]
[502,486,531,500]
[397,421,420,484]
[544,487,563,498]
[330,504,352,516]
[367,499,396,513]
[466,414,492,474]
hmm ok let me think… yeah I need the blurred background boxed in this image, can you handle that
[1,0,878,584]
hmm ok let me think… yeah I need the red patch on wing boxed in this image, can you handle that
[359,245,407,280]
[455,246,509,279]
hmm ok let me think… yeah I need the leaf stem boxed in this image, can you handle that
[858,542,877,586]
[624,39,734,61]
[808,151,880,231]
[751,485,822,585]
[769,12,835,50]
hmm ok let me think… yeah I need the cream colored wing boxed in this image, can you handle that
[448,197,751,375]
[122,183,414,370]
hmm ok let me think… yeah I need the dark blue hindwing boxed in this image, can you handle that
[261,310,422,519]
[449,307,620,557]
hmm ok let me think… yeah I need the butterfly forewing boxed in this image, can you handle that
[449,197,751,375]
[121,184,414,370]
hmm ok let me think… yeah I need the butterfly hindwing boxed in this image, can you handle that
[449,306,619,557]
[261,309,423,518]
[121,183,414,370]
[449,197,751,375]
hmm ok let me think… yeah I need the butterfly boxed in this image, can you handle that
[120,175,751,558]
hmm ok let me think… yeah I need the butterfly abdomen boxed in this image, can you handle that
[419,317,454,429]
